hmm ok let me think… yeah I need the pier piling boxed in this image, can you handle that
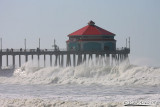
[50,55,52,67]
[6,55,8,66]
[19,55,21,67]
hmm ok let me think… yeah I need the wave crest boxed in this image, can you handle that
[0,61,160,86]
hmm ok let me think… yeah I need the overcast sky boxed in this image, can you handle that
[0,0,160,66]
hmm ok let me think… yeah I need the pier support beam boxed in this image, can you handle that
[25,55,28,62]
[77,54,82,65]
[73,54,76,67]
[106,54,110,66]
[66,54,71,66]
[96,54,99,65]
[83,54,86,63]
[59,55,61,66]
[100,54,105,65]
[55,55,58,66]
[119,54,122,62]
[38,55,40,67]
[32,55,34,61]
[6,55,8,66]
[44,55,46,67]
[61,54,63,67]
[19,55,21,67]
[12,55,15,69]
[122,54,124,62]
[111,54,114,66]
[88,54,92,64]
[122,54,124,61]
[118,54,120,64]
[89,54,92,60]
[50,55,52,67]
[113,54,116,65]
[126,54,130,65]
[115,54,118,65]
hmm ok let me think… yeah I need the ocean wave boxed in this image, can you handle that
[0,60,160,86]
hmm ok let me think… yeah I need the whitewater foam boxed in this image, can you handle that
[0,93,160,107]
[0,60,160,86]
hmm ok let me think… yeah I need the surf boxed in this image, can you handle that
[0,59,159,86]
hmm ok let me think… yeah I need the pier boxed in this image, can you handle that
[0,48,130,69]
[0,21,131,69]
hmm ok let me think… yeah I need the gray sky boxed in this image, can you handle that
[0,0,160,66]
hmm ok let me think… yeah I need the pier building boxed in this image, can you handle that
[67,21,116,51]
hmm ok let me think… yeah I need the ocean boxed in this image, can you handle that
[0,60,160,107]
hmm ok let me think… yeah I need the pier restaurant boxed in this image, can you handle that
[67,21,116,51]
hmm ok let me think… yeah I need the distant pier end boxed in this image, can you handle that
[0,21,130,69]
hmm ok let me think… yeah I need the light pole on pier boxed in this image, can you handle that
[39,38,40,49]
[0,38,2,51]
[126,38,127,48]
[24,38,26,50]
[129,37,130,49]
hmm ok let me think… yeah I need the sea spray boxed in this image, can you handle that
[0,60,160,86]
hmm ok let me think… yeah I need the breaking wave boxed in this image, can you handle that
[0,60,160,86]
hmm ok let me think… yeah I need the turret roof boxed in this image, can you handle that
[68,21,115,36]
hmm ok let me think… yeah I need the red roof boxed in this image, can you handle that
[68,21,115,36]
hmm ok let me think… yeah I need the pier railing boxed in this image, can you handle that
[0,47,129,53]
[1,49,55,52]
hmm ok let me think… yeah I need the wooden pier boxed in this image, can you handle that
[0,48,130,69]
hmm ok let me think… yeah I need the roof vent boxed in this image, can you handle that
[88,20,95,25]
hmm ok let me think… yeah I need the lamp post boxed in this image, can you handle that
[0,38,2,51]
[129,37,130,49]
[24,38,26,51]
[39,38,40,49]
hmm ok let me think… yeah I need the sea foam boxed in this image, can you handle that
[0,60,160,86]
